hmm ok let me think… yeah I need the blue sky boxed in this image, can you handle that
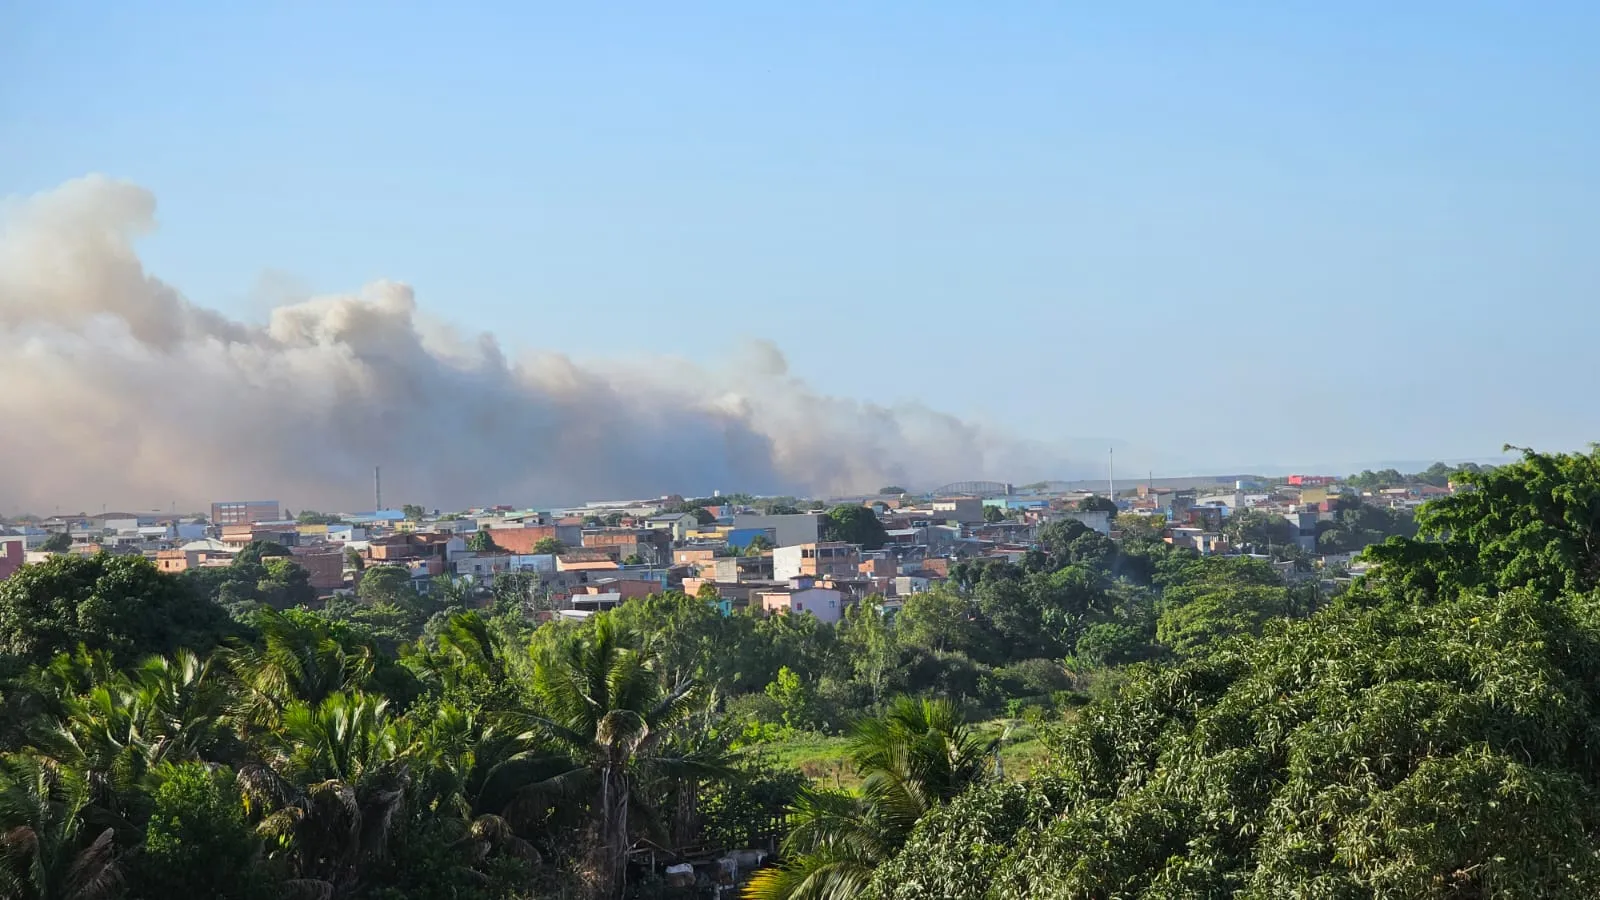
[4,1,1598,474]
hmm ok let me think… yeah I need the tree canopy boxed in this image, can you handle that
[823,506,890,550]
[465,529,500,553]
[0,554,236,670]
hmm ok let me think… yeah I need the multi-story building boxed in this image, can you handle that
[773,542,862,582]
[211,500,281,526]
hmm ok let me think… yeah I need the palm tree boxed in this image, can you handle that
[526,615,723,899]
[127,650,238,765]
[0,755,122,900]
[240,691,408,897]
[400,704,557,869]
[743,697,993,900]
[227,609,376,727]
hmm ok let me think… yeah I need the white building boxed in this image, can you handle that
[757,583,845,624]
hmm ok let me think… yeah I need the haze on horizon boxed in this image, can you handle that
[2,2,1597,512]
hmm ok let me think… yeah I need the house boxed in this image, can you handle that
[773,542,862,582]
[482,525,570,555]
[673,548,718,569]
[0,535,23,581]
[220,524,299,548]
[893,575,935,596]
[289,547,347,592]
[930,497,985,524]
[645,512,700,542]
[1048,509,1114,536]
[756,580,846,624]
[557,549,621,573]
[575,579,659,602]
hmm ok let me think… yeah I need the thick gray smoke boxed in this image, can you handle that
[0,176,1073,513]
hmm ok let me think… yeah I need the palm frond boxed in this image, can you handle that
[64,827,122,900]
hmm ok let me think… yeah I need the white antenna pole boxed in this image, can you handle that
[1109,447,1115,498]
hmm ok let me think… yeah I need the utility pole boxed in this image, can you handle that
[1108,448,1115,499]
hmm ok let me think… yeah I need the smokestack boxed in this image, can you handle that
[375,466,382,512]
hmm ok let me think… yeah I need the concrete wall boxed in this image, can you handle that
[732,513,821,547]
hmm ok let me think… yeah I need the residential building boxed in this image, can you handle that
[893,575,934,596]
[289,548,347,592]
[211,501,281,526]
[673,548,718,569]
[483,524,582,555]
[0,535,23,581]
[645,512,700,542]
[731,513,822,547]
[756,580,846,624]
[1044,509,1114,536]
[709,555,775,584]
[219,525,299,548]
[557,549,621,573]
[930,497,985,524]
[773,542,861,582]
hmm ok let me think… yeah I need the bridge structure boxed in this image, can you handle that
[931,481,1011,498]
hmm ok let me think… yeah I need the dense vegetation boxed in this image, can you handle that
[3,449,1592,898]
[867,447,1600,899]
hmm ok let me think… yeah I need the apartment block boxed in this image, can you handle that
[210,500,281,526]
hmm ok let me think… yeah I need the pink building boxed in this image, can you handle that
[0,536,23,581]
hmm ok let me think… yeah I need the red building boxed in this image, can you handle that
[1287,475,1335,487]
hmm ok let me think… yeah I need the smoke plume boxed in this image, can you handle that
[0,176,1070,513]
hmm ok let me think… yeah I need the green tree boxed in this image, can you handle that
[745,697,993,900]
[402,504,426,522]
[358,565,415,607]
[982,505,1006,524]
[839,599,898,704]
[242,691,409,896]
[464,530,500,553]
[0,554,235,669]
[1076,495,1118,514]
[743,534,774,556]
[528,616,720,899]
[878,486,907,496]
[895,586,978,655]
[1155,581,1289,657]
[1364,446,1600,600]
[822,505,889,550]
[39,533,72,554]
[135,764,262,900]
[531,537,566,556]
[0,755,122,900]
[764,666,816,731]
[875,588,1600,899]
[1221,509,1296,553]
